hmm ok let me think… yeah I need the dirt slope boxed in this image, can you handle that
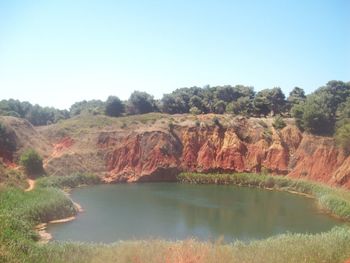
[1,114,349,188]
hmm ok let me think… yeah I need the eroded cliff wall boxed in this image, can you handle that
[2,114,349,188]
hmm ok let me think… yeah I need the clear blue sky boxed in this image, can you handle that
[0,0,349,109]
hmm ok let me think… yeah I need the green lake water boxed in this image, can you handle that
[47,183,344,243]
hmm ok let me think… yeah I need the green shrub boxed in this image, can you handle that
[189,106,201,115]
[335,123,350,155]
[19,149,44,177]
[212,117,220,126]
[36,173,100,189]
[272,115,286,129]
[177,172,350,220]
[0,122,16,152]
[258,120,268,128]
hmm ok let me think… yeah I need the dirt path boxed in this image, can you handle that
[25,179,35,192]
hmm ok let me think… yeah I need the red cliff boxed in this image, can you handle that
[4,114,348,188]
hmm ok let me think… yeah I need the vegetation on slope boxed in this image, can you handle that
[1,172,350,262]
[0,173,100,262]
[1,80,348,132]
[0,161,27,189]
[178,173,350,220]
[36,173,101,189]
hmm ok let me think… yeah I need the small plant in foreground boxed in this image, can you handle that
[272,115,286,130]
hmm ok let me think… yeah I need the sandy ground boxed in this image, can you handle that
[25,179,35,192]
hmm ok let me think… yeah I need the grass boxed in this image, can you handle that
[36,173,101,189]
[19,227,350,263]
[178,172,350,220]
[1,172,350,262]
[0,161,28,189]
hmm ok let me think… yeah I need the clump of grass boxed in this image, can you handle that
[177,172,350,220]
[272,115,286,130]
[36,173,100,189]
[32,227,350,263]
[0,162,28,189]
[258,120,268,128]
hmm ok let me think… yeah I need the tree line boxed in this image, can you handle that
[1,81,349,141]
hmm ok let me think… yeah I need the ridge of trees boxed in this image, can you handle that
[1,81,349,142]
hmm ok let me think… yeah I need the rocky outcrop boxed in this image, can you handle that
[92,119,349,187]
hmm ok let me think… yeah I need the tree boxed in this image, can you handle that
[19,149,44,177]
[128,91,155,114]
[300,93,335,135]
[291,102,305,130]
[213,100,226,114]
[335,123,350,155]
[287,87,306,108]
[254,88,286,116]
[69,100,105,116]
[105,96,124,117]
[226,97,253,116]
[253,91,270,116]
[189,95,206,113]
[189,106,201,115]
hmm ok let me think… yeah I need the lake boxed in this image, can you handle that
[47,183,344,243]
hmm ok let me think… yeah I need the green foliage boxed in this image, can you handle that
[168,121,175,131]
[0,99,69,126]
[287,87,306,108]
[69,99,105,117]
[257,120,268,128]
[292,81,350,135]
[105,96,124,117]
[213,100,226,114]
[254,87,286,116]
[189,106,202,115]
[303,93,335,134]
[0,122,16,153]
[1,172,350,262]
[189,95,206,113]
[291,102,305,130]
[178,172,350,220]
[292,92,336,135]
[272,115,286,130]
[127,91,156,114]
[0,161,27,189]
[335,123,350,154]
[212,117,221,126]
[160,85,255,116]
[36,173,101,189]
[337,97,350,127]
[19,149,44,177]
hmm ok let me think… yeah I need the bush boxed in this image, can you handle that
[168,121,174,131]
[335,123,350,155]
[189,106,201,115]
[105,96,124,117]
[0,122,16,153]
[212,117,221,126]
[19,149,44,177]
[36,173,100,189]
[272,115,286,130]
[258,120,268,128]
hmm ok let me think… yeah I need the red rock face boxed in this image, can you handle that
[288,135,349,186]
[43,119,350,188]
[103,131,181,182]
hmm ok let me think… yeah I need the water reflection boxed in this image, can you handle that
[47,183,344,243]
